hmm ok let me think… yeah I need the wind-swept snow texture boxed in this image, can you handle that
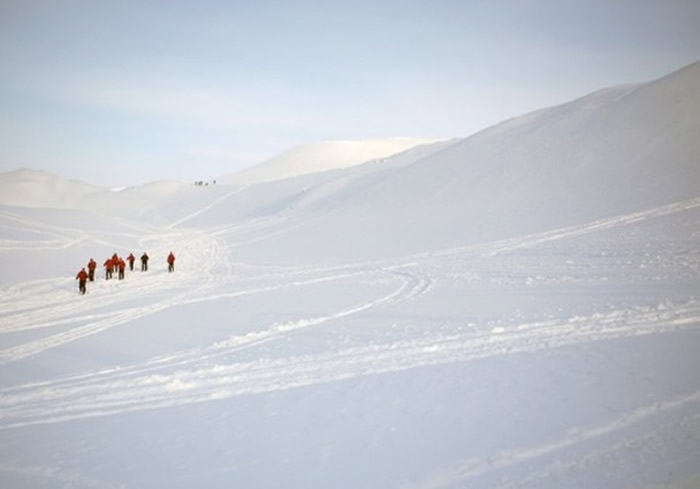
[1,61,699,489]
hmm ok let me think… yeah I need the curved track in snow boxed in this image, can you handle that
[0,197,698,440]
[0,298,697,429]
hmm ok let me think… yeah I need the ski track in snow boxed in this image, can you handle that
[0,299,697,429]
[404,196,700,261]
[0,263,433,402]
[0,228,226,362]
[0,197,698,431]
[0,211,89,251]
[166,184,249,229]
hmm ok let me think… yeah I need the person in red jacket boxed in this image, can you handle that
[87,258,97,282]
[126,253,136,271]
[104,258,113,280]
[117,258,126,280]
[76,267,88,294]
[167,252,176,272]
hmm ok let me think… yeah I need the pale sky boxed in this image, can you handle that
[1,0,699,186]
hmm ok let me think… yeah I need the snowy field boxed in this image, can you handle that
[1,62,699,488]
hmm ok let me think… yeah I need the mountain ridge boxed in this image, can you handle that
[215,60,700,262]
[220,137,441,185]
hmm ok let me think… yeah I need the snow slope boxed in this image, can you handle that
[0,171,245,226]
[0,61,699,489]
[207,61,700,263]
[0,169,104,209]
[221,137,439,185]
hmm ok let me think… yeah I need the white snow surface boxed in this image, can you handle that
[0,169,104,209]
[221,137,440,184]
[0,61,699,489]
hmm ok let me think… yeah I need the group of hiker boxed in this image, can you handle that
[75,251,176,295]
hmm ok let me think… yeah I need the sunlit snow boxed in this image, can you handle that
[0,62,699,489]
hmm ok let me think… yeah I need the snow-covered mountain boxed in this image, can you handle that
[4,61,697,260]
[0,169,104,209]
[0,171,241,225]
[205,61,700,262]
[1,62,699,489]
[221,137,439,185]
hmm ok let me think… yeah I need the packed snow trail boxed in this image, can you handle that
[0,196,698,489]
[0,264,428,393]
[0,299,696,429]
[396,196,700,262]
[166,184,249,229]
[0,211,88,252]
[1,195,697,383]
[0,226,233,363]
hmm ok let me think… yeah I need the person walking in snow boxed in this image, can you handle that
[87,258,97,282]
[76,267,88,295]
[104,257,113,280]
[117,257,126,280]
[127,253,135,271]
[141,252,149,271]
[167,251,176,272]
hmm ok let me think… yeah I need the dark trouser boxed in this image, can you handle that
[168,262,174,272]
[88,269,95,281]
[119,268,125,280]
[129,262,134,271]
[78,281,86,294]
[142,261,148,271]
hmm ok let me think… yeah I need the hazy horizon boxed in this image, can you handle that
[1,0,699,186]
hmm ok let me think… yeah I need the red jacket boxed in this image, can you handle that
[127,254,135,264]
[76,269,88,282]
[104,258,113,269]
[167,253,175,264]
[87,259,97,271]
[118,259,126,271]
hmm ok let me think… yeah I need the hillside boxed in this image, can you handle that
[211,61,700,262]
[0,169,104,209]
[221,137,439,185]
[1,62,699,489]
